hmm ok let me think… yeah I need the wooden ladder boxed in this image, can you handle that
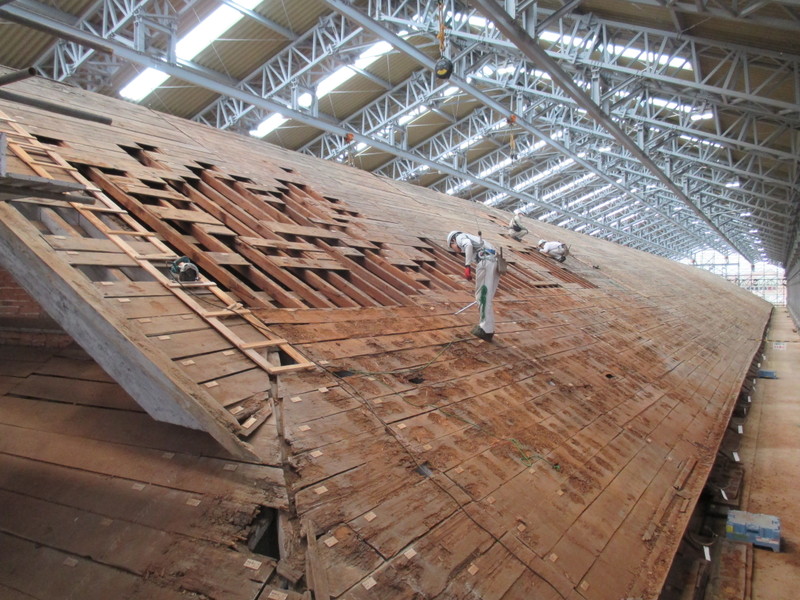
[1,110,314,440]
[0,109,87,184]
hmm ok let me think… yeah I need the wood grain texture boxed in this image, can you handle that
[0,78,773,600]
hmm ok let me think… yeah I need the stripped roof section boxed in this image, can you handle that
[0,76,772,599]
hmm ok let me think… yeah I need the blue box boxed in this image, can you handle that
[726,510,781,552]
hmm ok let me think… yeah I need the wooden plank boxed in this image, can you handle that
[0,395,235,460]
[116,182,189,201]
[239,236,317,252]
[116,295,197,319]
[60,249,140,267]
[205,251,251,266]
[6,374,140,411]
[304,518,331,600]
[0,453,245,538]
[348,479,459,558]
[268,255,349,271]
[148,204,223,225]
[315,524,383,597]
[204,368,271,407]
[0,202,259,460]
[177,348,257,382]
[0,422,286,504]
[0,487,176,574]
[266,222,347,240]
[150,328,234,359]
[44,235,153,255]
[235,240,337,309]
[135,312,208,336]
[0,533,187,600]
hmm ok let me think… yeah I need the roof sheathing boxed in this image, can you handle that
[0,76,772,599]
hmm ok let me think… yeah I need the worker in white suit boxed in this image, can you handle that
[538,239,568,262]
[507,213,528,242]
[447,231,499,342]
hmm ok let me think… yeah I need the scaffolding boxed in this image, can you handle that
[687,251,786,305]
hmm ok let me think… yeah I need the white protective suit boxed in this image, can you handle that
[538,240,568,262]
[453,232,499,335]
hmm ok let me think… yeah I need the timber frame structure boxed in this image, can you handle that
[0,75,773,599]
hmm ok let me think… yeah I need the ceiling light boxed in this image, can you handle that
[249,113,288,138]
[121,0,262,102]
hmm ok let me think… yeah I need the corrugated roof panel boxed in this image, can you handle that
[0,0,97,70]
[122,0,332,120]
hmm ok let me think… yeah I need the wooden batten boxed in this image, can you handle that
[0,204,259,461]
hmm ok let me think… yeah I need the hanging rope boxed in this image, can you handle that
[344,132,355,168]
[507,114,517,160]
[434,3,453,79]
[437,2,446,54]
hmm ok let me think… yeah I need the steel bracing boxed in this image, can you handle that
[2,0,797,265]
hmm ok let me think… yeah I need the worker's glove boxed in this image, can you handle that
[463,266,472,281]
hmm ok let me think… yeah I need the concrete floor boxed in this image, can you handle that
[738,306,800,599]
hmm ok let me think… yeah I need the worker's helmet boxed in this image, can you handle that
[538,239,546,247]
[447,231,461,247]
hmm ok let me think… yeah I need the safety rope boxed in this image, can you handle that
[437,2,446,55]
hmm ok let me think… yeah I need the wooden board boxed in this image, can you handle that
[0,80,775,600]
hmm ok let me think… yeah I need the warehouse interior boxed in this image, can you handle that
[0,1,798,599]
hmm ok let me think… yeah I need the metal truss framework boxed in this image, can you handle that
[4,0,798,265]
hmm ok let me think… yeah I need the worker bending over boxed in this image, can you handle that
[447,231,499,342]
[538,239,568,262]
[507,213,528,242]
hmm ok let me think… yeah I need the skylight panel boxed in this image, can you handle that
[478,157,513,179]
[446,181,471,195]
[649,97,693,113]
[484,193,508,206]
[397,105,429,126]
[589,198,618,213]
[566,184,613,208]
[604,206,627,220]
[538,30,692,72]
[679,134,723,149]
[120,0,262,102]
[317,40,393,96]
[513,158,575,191]
[542,173,597,202]
[250,39,393,139]
[355,41,393,67]
[249,113,288,137]
[317,66,357,97]
[120,69,170,102]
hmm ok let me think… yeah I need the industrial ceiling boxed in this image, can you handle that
[0,0,797,267]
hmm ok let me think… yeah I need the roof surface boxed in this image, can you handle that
[0,75,773,599]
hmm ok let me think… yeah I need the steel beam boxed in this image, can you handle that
[470,0,755,262]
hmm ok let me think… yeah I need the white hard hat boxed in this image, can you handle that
[538,239,546,246]
[447,231,461,246]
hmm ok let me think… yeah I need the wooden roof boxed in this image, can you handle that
[0,75,772,600]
